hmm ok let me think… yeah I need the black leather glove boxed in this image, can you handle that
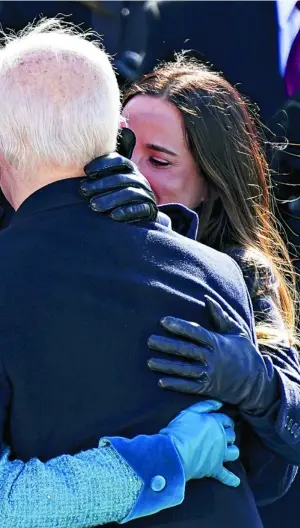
[116,127,136,160]
[148,296,279,415]
[80,130,158,223]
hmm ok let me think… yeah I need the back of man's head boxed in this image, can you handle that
[0,19,120,175]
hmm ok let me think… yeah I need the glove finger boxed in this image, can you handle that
[84,153,135,178]
[111,203,157,222]
[80,173,153,197]
[159,316,214,348]
[224,445,240,462]
[158,376,211,396]
[216,467,240,488]
[148,356,209,379]
[90,188,155,212]
[204,296,242,334]
[148,334,212,361]
[213,414,235,430]
[214,414,234,437]
[224,426,236,445]
[163,399,222,429]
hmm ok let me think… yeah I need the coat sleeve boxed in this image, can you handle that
[228,248,300,502]
[240,420,298,506]
[0,434,184,528]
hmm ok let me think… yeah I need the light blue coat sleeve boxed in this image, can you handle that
[0,433,185,527]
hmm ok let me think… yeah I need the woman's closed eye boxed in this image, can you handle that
[149,156,171,168]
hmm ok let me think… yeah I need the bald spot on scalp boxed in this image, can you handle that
[3,51,99,105]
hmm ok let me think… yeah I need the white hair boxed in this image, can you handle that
[0,19,121,171]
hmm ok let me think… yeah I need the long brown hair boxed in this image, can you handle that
[124,56,297,344]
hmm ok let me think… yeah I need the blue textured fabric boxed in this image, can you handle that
[0,443,142,527]
[0,431,188,527]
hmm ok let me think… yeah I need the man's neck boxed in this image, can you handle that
[3,165,85,210]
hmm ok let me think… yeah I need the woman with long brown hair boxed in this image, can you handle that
[122,57,297,346]
[83,56,300,479]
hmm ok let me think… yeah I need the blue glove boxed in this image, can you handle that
[148,296,279,414]
[161,400,240,487]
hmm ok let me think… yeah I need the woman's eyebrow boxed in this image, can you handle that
[146,143,177,156]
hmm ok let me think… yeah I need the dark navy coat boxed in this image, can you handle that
[0,178,265,528]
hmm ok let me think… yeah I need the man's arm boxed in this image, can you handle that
[0,344,183,527]
[240,421,298,506]
[229,249,300,463]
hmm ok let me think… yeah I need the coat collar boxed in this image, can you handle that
[11,177,84,224]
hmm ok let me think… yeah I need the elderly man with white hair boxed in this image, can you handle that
[0,19,270,528]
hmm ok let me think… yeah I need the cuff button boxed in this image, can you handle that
[291,422,298,435]
[294,426,300,439]
[151,475,166,492]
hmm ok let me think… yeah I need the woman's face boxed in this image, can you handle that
[122,95,206,208]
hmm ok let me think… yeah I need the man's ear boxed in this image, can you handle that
[0,150,6,187]
[119,115,128,129]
